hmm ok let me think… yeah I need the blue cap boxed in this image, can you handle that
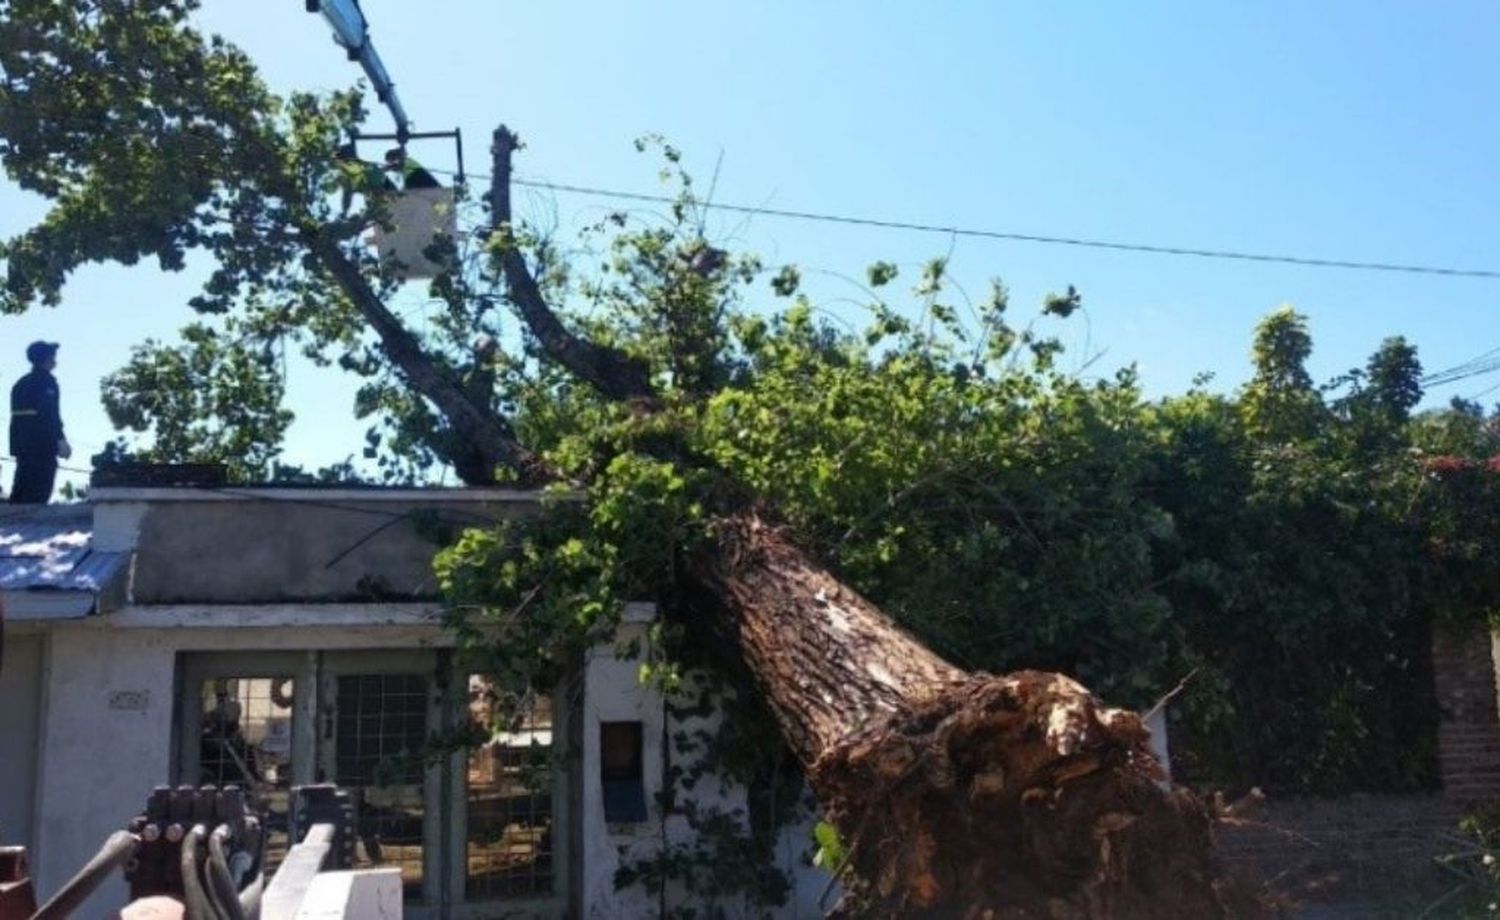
[25,341,58,364]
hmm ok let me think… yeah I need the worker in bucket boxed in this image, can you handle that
[384,146,441,189]
[9,340,70,504]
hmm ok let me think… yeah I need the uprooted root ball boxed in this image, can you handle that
[811,671,1270,919]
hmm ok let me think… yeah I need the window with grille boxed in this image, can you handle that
[334,673,429,899]
[465,679,556,900]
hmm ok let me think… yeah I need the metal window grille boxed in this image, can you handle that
[333,674,428,898]
[196,677,295,869]
[465,681,555,900]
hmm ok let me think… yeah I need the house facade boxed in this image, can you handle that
[0,486,831,918]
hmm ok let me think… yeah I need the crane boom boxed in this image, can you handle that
[305,0,410,137]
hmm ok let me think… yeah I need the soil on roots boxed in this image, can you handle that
[811,671,1271,919]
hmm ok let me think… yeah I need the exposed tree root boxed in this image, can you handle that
[812,672,1269,918]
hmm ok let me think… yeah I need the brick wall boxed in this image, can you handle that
[1432,620,1500,802]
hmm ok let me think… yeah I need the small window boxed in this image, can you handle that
[600,721,647,823]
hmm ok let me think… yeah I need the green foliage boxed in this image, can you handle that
[1427,802,1500,917]
[1151,326,1440,793]
[811,821,847,871]
[445,271,1491,794]
[101,324,293,479]
[1241,306,1323,442]
[0,0,503,482]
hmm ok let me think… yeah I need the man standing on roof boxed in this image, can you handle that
[9,340,70,504]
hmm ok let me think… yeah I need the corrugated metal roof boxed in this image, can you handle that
[0,506,126,593]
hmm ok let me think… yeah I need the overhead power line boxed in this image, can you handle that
[3,103,1495,282]
[1426,361,1500,388]
[456,171,1500,281]
[1469,378,1500,401]
[1422,347,1500,387]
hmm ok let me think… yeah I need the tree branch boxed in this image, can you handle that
[299,224,553,485]
[489,126,658,406]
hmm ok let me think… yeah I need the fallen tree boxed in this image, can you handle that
[0,4,1259,914]
[690,513,1238,917]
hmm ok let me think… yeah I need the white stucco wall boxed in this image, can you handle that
[579,607,835,919]
[28,612,450,919]
[579,605,669,919]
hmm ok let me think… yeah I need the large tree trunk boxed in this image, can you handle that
[688,513,1258,918]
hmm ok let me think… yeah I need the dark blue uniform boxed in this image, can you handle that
[9,368,63,503]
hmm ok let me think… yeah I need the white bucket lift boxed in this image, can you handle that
[309,2,466,282]
[369,187,456,280]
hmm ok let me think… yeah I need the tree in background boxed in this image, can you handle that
[1152,313,1442,793]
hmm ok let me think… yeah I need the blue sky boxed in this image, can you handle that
[2,2,1497,489]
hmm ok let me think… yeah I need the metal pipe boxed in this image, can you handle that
[310,0,366,52]
[31,833,136,919]
[355,43,408,134]
[31,830,139,920]
[207,826,248,920]
[454,126,465,184]
[199,828,228,920]
[353,130,458,141]
[180,824,215,920]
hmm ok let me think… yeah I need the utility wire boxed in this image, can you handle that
[2,106,1495,281]
[1424,346,1500,380]
[1469,378,1500,401]
[1423,349,1500,387]
[445,168,1500,281]
[1427,365,1500,387]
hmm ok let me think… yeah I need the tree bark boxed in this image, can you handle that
[687,513,1259,918]
[489,127,658,407]
[299,226,553,485]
